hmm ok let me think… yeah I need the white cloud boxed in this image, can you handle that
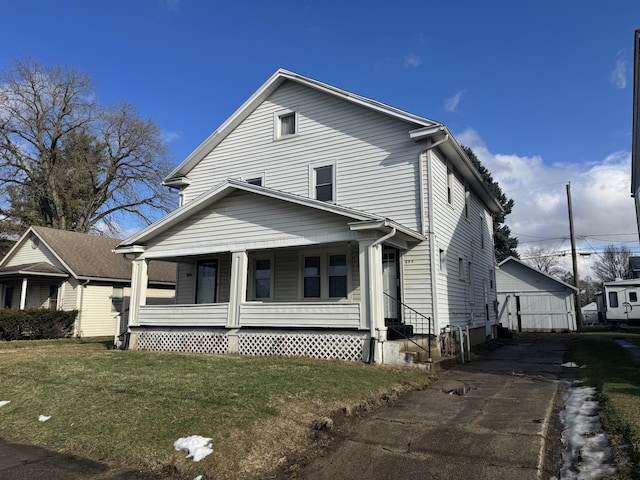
[456,128,638,276]
[162,130,181,143]
[609,51,627,89]
[444,90,465,112]
[403,54,422,68]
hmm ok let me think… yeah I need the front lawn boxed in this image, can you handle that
[0,338,430,479]
[568,329,640,479]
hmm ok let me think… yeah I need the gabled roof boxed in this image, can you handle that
[163,69,503,215]
[164,69,442,184]
[116,178,426,248]
[0,226,175,284]
[498,256,578,292]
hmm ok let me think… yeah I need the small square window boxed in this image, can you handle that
[278,112,296,137]
[630,291,637,302]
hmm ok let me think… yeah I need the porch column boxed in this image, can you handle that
[129,256,149,327]
[19,277,28,310]
[227,250,248,328]
[359,239,385,339]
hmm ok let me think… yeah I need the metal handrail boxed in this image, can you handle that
[382,292,433,362]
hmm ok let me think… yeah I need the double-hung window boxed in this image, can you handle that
[303,256,322,298]
[309,161,336,202]
[254,258,272,299]
[302,252,348,299]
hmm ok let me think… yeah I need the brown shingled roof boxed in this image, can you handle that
[31,226,175,284]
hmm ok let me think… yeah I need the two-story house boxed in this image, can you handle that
[115,69,502,365]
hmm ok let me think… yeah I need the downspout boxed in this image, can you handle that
[368,225,397,364]
[422,135,449,337]
[76,279,90,338]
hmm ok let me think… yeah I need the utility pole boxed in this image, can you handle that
[566,183,583,329]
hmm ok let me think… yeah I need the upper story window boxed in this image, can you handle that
[464,184,470,218]
[309,161,336,202]
[275,110,297,139]
[480,216,486,250]
[447,165,453,205]
[246,177,263,186]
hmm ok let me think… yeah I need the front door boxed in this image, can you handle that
[382,247,400,320]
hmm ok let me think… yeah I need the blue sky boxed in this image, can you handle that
[2,0,639,274]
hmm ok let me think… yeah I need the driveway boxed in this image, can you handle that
[297,334,571,480]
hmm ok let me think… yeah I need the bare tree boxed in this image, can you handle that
[521,246,564,278]
[591,244,631,282]
[0,58,174,236]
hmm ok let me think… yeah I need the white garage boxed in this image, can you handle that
[496,257,578,332]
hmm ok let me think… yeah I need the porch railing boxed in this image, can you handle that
[383,292,433,362]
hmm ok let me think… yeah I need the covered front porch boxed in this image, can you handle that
[115,180,428,363]
[0,262,67,310]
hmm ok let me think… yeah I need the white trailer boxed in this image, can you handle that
[599,279,640,323]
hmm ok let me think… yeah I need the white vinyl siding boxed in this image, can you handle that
[5,235,66,271]
[145,192,362,256]
[430,149,497,330]
[77,284,120,337]
[182,81,422,229]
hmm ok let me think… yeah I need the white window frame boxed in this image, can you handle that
[298,249,351,300]
[308,160,336,203]
[446,165,454,205]
[241,172,266,186]
[274,109,298,140]
[439,248,447,274]
[464,184,470,219]
[249,254,274,301]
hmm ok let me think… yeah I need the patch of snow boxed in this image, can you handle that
[174,435,213,462]
[0,400,10,408]
[561,362,586,368]
[38,415,51,422]
[554,385,617,479]
[193,476,203,480]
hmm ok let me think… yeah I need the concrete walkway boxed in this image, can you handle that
[298,334,571,480]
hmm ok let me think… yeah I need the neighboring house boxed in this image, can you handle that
[114,69,503,365]
[597,279,640,324]
[0,226,176,338]
[632,29,640,239]
[627,256,640,279]
[496,257,578,332]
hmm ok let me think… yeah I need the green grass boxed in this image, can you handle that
[0,338,430,479]
[568,329,640,479]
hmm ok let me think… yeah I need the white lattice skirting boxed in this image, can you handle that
[137,330,229,354]
[135,329,367,362]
